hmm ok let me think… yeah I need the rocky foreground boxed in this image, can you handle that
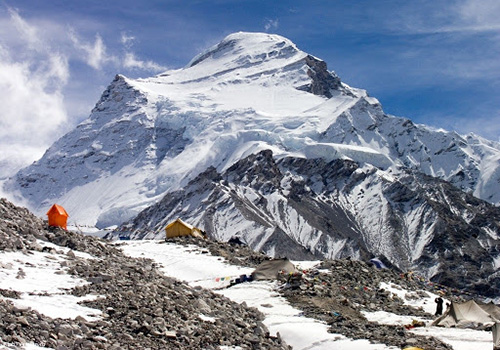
[0,198,289,349]
[1,198,477,349]
[167,236,458,350]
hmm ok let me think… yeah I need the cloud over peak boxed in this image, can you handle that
[0,7,167,178]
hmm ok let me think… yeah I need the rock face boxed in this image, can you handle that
[0,198,289,349]
[115,150,500,298]
[298,55,344,97]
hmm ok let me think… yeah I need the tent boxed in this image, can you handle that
[47,204,69,230]
[493,322,500,349]
[481,302,500,321]
[165,218,204,239]
[251,258,297,281]
[370,258,387,269]
[432,300,500,328]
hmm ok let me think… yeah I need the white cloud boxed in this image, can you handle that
[0,8,75,182]
[264,18,279,32]
[121,32,135,49]
[69,31,117,70]
[120,32,166,72]
[457,0,500,31]
[123,52,166,72]
[0,42,68,178]
[389,0,500,35]
[8,7,40,49]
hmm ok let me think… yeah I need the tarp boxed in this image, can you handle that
[432,300,500,328]
[480,302,500,321]
[251,258,297,281]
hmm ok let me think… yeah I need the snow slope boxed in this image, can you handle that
[0,243,101,321]
[120,240,397,350]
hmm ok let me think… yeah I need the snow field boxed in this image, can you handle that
[0,241,102,321]
[120,240,495,350]
[120,240,399,350]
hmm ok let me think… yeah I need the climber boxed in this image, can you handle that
[435,297,444,316]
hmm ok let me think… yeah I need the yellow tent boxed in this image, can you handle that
[165,218,204,239]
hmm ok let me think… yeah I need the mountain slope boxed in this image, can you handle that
[115,149,500,298]
[6,32,500,228]
[0,198,289,349]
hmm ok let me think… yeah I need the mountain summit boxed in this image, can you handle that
[5,32,500,295]
[9,32,500,226]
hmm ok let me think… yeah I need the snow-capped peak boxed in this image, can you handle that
[187,32,304,69]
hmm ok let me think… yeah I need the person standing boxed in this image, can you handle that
[435,297,444,316]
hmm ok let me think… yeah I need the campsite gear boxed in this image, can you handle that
[370,258,387,269]
[435,297,444,316]
[165,218,205,239]
[47,204,69,230]
[402,347,424,350]
[404,320,426,330]
[432,300,500,328]
[229,274,253,287]
[251,258,297,281]
[493,322,500,350]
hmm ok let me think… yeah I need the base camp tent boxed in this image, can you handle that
[493,322,500,350]
[165,218,205,239]
[251,258,297,281]
[47,204,69,230]
[432,300,500,328]
[370,258,387,269]
[433,300,500,349]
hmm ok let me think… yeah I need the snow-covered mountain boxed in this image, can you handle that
[7,32,500,224]
[5,32,500,293]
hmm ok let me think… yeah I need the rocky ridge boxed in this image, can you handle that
[116,150,500,299]
[0,198,289,349]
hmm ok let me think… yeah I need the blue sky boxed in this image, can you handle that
[1,0,499,177]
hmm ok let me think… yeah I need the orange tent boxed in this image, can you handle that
[47,204,69,230]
